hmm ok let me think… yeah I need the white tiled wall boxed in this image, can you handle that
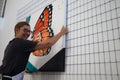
[17,0,120,80]
[65,0,120,80]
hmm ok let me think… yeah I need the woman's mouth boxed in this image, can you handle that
[23,34,30,39]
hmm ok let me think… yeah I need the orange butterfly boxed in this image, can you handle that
[32,4,54,56]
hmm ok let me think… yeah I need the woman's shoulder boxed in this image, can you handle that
[9,38,28,44]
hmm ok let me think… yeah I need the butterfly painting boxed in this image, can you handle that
[26,0,66,72]
[32,4,54,56]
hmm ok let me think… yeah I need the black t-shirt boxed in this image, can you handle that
[0,38,37,76]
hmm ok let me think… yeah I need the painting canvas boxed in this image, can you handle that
[26,0,66,72]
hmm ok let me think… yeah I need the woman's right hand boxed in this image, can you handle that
[60,26,68,35]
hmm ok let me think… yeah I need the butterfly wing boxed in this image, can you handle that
[32,4,54,56]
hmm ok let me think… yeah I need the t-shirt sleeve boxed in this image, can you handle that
[15,38,38,52]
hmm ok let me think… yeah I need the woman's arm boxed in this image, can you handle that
[34,26,68,50]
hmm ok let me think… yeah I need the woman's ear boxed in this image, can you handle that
[15,29,20,35]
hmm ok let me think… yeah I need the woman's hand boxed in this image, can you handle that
[60,26,68,35]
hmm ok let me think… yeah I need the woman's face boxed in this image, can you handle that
[16,25,32,39]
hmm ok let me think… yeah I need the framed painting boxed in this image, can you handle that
[26,0,66,72]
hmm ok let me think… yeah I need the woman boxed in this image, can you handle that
[0,21,68,80]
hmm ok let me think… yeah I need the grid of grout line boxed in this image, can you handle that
[65,0,120,80]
